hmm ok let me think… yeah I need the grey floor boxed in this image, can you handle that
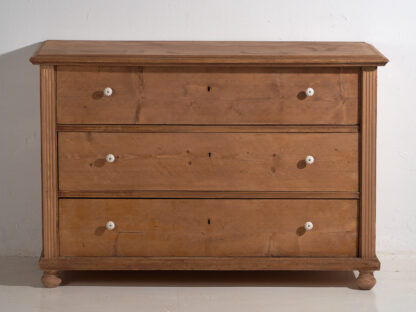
[0,254,415,312]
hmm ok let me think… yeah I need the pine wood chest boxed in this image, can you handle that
[30,41,388,289]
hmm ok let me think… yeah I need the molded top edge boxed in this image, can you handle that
[30,40,389,66]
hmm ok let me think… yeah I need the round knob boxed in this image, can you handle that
[106,221,115,231]
[103,87,113,97]
[305,155,315,165]
[304,221,313,231]
[106,154,115,163]
[305,87,314,97]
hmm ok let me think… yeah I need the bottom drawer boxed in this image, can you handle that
[59,199,358,257]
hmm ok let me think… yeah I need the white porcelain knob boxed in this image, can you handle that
[103,87,113,96]
[106,154,115,163]
[106,221,115,231]
[305,87,314,97]
[305,155,315,165]
[304,221,313,231]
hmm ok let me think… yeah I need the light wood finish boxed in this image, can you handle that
[57,66,142,124]
[58,190,359,199]
[39,256,380,271]
[356,271,376,290]
[30,41,388,66]
[58,132,359,192]
[360,67,377,258]
[30,41,387,288]
[57,125,359,133]
[40,66,58,258]
[59,199,358,257]
[41,271,62,288]
[57,67,359,125]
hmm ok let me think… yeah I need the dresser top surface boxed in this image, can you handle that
[30,40,388,66]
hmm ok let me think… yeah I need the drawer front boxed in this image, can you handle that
[59,199,358,257]
[58,132,359,192]
[57,66,359,125]
[57,66,142,124]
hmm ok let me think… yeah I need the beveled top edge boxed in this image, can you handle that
[30,40,389,66]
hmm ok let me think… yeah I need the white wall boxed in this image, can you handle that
[0,0,415,256]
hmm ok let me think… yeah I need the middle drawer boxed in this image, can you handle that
[58,132,358,192]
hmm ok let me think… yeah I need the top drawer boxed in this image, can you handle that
[57,66,359,125]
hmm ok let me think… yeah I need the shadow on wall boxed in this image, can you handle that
[0,43,43,256]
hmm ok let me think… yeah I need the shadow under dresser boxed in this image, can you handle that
[30,40,388,289]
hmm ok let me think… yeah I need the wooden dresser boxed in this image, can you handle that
[30,41,388,289]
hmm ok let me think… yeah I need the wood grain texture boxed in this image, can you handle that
[40,65,58,258]
[57,125,359,133]
[58,132,359,192]
[59,199,358,257]
[39,256,381,271]
[58,190,359,199]
[57,66,142,124]
[57,67,359,125]
[31,41,387,285]
[360,67,377,258]
[30,41,389,66]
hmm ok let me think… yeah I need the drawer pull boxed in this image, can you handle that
[105,154,115,163]
[305,87,314,97]
[103,87,113,97]
[304,221,314,231]
[105,221,115,231]
[305,155,315,165]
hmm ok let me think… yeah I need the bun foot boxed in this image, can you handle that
[41,270,62,288]
[357,271,376,290]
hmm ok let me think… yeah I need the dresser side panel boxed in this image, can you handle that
[360,67,377,258]
[40,65,59,258]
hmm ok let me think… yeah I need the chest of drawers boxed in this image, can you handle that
[30,41,388,289]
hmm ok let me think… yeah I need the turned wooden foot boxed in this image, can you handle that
[41,270,62,288]
[356,270,376,290]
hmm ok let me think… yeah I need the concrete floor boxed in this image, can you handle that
[0,254,415,312]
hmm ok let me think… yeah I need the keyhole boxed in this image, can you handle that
[207,218,211,225]
[207,86,212,92]
[208,152,212,158]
